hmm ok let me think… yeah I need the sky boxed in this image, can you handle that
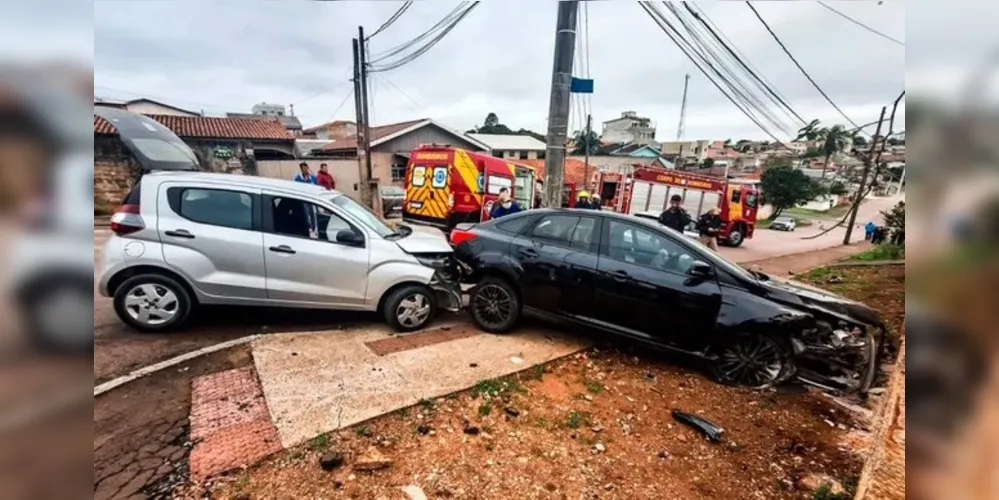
[11,1,983,142]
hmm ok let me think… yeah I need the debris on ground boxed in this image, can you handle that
[672,410,725,442]
[353,446,392,471]
[319,452,344,471]
[797,472,847,496]
[401,484,428,500]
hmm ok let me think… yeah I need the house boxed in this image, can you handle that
[660,140,712,162]
[467,133,547,160]
[600,111,657,145]
[95,98,201,117]
[314,118,490,185]
[705,146,742,167]
[226,103,303,137]
[94,113,295,205]
[302,120,358,141]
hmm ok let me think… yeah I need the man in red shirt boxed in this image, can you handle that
[316,163,336,190]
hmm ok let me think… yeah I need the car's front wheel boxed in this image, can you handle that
[113,274,193,332]
[710,333,795,389]
[469,276,521,333]
[725,225,745,247]
[383,284,437,332]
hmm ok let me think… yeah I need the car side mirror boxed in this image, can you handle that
[335,228,365,247]
[688,260,713,278]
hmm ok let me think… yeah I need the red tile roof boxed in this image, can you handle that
[303,120,356,134]
[517,159,594,185]
[94,113,294,140]
[321,119,428,151]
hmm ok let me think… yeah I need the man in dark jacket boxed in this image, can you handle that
[696,207,722,251]
[658,194,692,232]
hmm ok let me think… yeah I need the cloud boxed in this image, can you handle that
[87,0,914,140]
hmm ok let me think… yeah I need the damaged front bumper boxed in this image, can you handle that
[416,253,469,313]
[791,320,886,394]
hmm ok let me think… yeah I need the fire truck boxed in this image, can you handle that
[403,145,539,231]
[598,166,762,247]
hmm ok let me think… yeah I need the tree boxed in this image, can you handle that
[880,201,905,245]
[760,165,827,219]
[571,128,599,155]
[723,138,732,147]
[701,158,715,169]
[484,112,499,129]
[795,119,823,142]
[797,120,853,179]
[829,181,848,196]
[887,137,903,146]
[852,135,869,147]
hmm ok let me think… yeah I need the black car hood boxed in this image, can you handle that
[758,276,883,327]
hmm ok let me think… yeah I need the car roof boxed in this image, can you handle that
[143,171,339,197]
[524,208,677,231]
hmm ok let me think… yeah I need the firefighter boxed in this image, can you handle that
[590,194,602,210]
[696,207,722,251]
[577,191,592,209]
[658,194,692,232]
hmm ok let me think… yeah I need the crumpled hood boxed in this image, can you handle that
[761,276,883,327]
[393,227,453,254]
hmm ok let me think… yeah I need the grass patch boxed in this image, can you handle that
[309,434,331,451]
[418,398,437,413]
[566,410,591,430]
[813,483,850,500]
[584,380,604,394]
[478,403,492,417]
[523,364,546,381]
[784,203,852,220]
[472,377,524,399]
[796,266,836,283]
[354,425,373,438]
[846,243,905,262]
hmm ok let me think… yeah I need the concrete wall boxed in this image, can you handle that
[257,158,370,201]
[94,135,140,209]
[124,101,199,117]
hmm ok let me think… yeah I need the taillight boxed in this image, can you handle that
[448,193,455,209]
[110,204,145,236]
[449,228,477,246]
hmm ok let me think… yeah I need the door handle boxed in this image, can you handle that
[165,229,195,239]
[268,245,296,255]
[518,248,539,258]
[609,270,631,281]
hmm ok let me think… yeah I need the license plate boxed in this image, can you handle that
[409,201,423,209]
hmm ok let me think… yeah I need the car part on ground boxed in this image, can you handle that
[98,172,459,333]
[453,209,885,393]
[671,410,725,442]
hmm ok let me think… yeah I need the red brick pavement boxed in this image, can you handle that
[365,326,479,356]
[188,367,282,482]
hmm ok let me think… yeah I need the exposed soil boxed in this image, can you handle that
[94,345,253,500]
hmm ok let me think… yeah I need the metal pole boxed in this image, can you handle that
[542,0,579,208]
[895,166,905,195]
[843,106,886,245]
[358,27,381,213]
[583,113,592,193]
[351,38,371,208]
[676,73,689,140]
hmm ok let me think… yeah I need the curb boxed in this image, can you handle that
[827,260,905,268]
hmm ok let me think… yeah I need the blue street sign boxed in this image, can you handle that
[571,77,594,94]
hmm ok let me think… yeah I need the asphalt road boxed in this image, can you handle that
[92,194,901,383]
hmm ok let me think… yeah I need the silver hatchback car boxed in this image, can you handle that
[97,172,462,332]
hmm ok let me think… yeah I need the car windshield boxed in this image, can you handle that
[327,194,396,238]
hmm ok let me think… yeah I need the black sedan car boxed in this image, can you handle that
[451,209,885,392]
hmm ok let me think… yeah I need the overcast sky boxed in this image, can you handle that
[13,1,970,142]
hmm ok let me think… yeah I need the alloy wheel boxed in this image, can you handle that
[123,283,179,327]
[395,292,432,328]
[471,284,514,330]
[716,335,788,388]
[728,229,744,246]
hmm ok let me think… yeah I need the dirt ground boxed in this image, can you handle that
[93,345,254,499]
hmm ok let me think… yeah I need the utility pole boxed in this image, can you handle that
[582,114,592,192]
[843,106,886,245]
[676,73,689,140]
[357,27,382,214]
[542,1,579,208]
[351,38,372,208]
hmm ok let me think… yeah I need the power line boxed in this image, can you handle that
[322,87,355,125]
[746,2,868,135]
[368,2,479,73]
[380,76,425,110]
[368,2,473,65]
[290,79,352,106]
[366,1,413,40]
[817,2,904,47]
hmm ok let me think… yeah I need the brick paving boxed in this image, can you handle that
[855,341,906,499]
[365,326,480,356]
[188,367,282,482]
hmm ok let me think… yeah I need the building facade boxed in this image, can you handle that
[600,111,657,145]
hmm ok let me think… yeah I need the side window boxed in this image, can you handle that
[411,165,427,187]
[730,189,742,203]
[269,196,349,242]
[487,175,513,195]
[530,215,579,244]
[431,165,448,188]
[570,217,598,251]
[745,192,759,209]
[173,188,253,230]
[604,220,701,274]
[495,214,537,235]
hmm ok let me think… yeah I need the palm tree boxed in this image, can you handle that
[795,119,823,142]
[818,125,852,179]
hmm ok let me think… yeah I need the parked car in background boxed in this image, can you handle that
[98,173,462,333]
[450,209,885,392]
[380,185,405,218]
[769,215,797,231]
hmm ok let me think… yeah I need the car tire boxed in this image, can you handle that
[20,276,94,354]
[469,276,521,334]
[709,333,796,389]
[113,274,194,332]
[382,284,437,332]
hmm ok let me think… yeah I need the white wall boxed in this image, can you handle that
[125,102,199,117]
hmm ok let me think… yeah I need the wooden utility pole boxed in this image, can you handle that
[357,27,382,213]
[582,113,592,192]
[351,38,372,208]
[843,106,886,245]
[542,1,578,208]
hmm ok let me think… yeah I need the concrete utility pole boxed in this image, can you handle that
[843,106,886,245]
[357,27,382,214]
[351,38,373,208]
[582,113,592,192]
[676,73,690,140]
[542,0,579,208]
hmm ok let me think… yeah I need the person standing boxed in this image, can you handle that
[590,194,602,210]
[576,191,591,209]
[864,221,877,241]
[316,163,336,190]
[293,162,317,184]
[696,207,722,251]
[658,194,692,233]
[490,187,522,219]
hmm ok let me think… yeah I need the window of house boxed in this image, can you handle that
[174,188,254,230]
[391,163,406,182]
[518,151,528,160]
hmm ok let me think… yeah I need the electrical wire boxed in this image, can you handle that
[368,2,479,73]
[638,2,789,146]
[817,1,904,47]
[380,76,425,110]
[321,87,355,125]
[368,2,476,69]
[368,2,468,63]
[366,1,413,40]
[746,1,868,135]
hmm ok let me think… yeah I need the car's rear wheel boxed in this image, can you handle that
[113,274,193,332]
[383,284,436,332]
[710,333,795,389]
[469,276,520,333]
